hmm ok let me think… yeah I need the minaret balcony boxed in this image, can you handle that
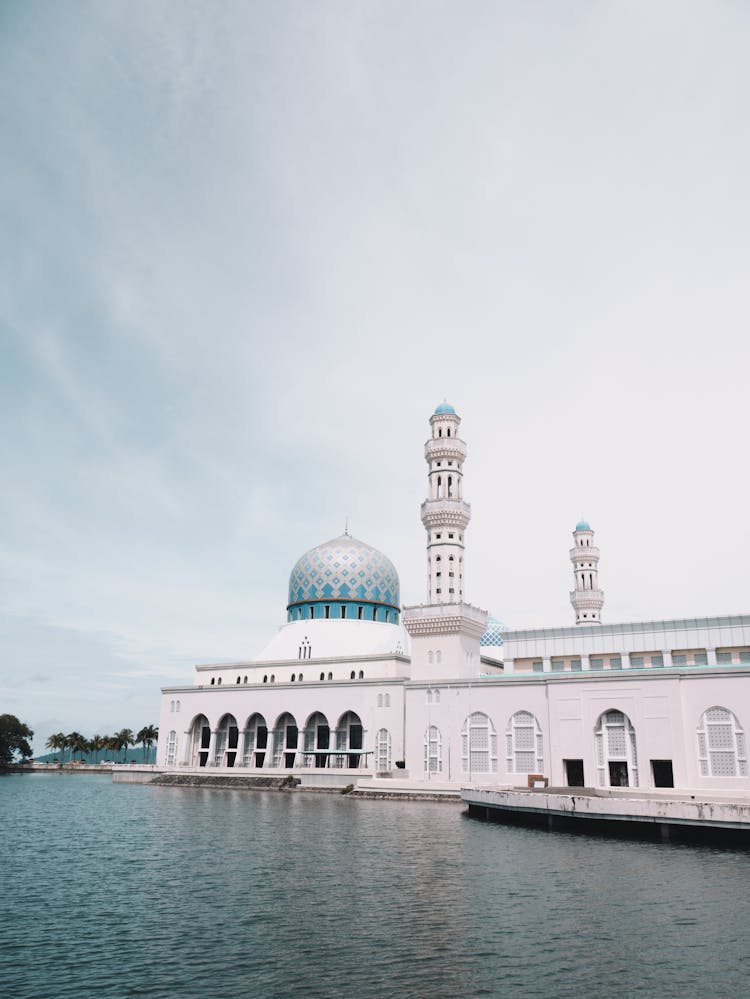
[569,590,604,606]
[425,438,467,463]
[569,546,600,562]
[421,498,471,529]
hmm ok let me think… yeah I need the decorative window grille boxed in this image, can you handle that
[424,725,442,773]
[594,710,639,787]
[166,730,177,766]
[505,711,544,774]
[697,707,747,777]
[461,712,498,773]
[376,728,391,771]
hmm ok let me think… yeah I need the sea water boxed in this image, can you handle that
[1,773,748,998]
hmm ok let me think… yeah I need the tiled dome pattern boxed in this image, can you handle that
[287,534,400,616]
[480,616,505,647]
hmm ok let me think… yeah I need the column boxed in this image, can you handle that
[207,729,218,766]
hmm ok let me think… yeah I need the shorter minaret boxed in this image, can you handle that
[569,520,604,625]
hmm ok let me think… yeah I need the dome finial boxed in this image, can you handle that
[344,516,349,537]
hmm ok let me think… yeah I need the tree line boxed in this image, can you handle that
[44,725,159,764]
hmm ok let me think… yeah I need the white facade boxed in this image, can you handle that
[156,404,750,793]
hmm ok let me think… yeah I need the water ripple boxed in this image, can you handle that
[2,775,749,998]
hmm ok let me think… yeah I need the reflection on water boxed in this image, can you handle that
[2,774,749,998]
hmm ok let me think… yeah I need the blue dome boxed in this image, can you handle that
[480,616,505,647]
[434,402,456,415]
[287,534,400,623]
[575,520,592,532]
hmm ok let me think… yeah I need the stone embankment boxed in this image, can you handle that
[151,773,300,790]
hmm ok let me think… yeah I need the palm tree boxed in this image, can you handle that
[67,732,87,763]
[136,725,159,764]
[45,732,66,763]
[103,735,118,762]
[114,728,135,763]
[89,734,105,763]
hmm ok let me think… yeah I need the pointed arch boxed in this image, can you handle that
[214,714,239,768]
[271,712,298,768]
[187,714,211,768]
[242,713,268,767]
[334,711,364,768]
[302,711,330,768]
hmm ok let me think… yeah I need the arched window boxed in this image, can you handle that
[434,689,440,704]
[298,673,303,682]
[327,672,333,681]
[243,676,248,684]
[210,678,215,685]
[697,707,747,777]
[236,676,241,684]
[358,670,364,679]
[428,651,434,664]
[377,693,383,707]
[217,678,222,685]
[427,688,433,704]
[170,700,174,712]
[320,672,325,681]
[461,713,497,773]
[436,650,442,664]
[594,710,638,787]
[263,675,268,683]
[350,670,356,680]
[176,700,180,712]
[506,711,544,774]
[375,728,391,772]
[425,725,442,773]
[384,693,390,707]
[291,673,296,682]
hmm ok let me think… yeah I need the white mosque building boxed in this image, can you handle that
[156,404,750,793]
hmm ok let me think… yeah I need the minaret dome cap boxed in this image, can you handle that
[433,401,456,415]
[575,520,592,531]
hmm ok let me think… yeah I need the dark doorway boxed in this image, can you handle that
[609,761,629,787]
[564,759,585,787]
[652,760,674,787]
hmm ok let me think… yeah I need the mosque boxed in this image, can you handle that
[156,404,750,792]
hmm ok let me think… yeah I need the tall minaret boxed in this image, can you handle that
[404,403,487,681]
[569,520,604,625]
[422,402,470,603]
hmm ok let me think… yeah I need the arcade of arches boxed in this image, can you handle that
[183,710,367,769]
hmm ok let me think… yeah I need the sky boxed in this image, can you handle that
[2,1,749,755]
